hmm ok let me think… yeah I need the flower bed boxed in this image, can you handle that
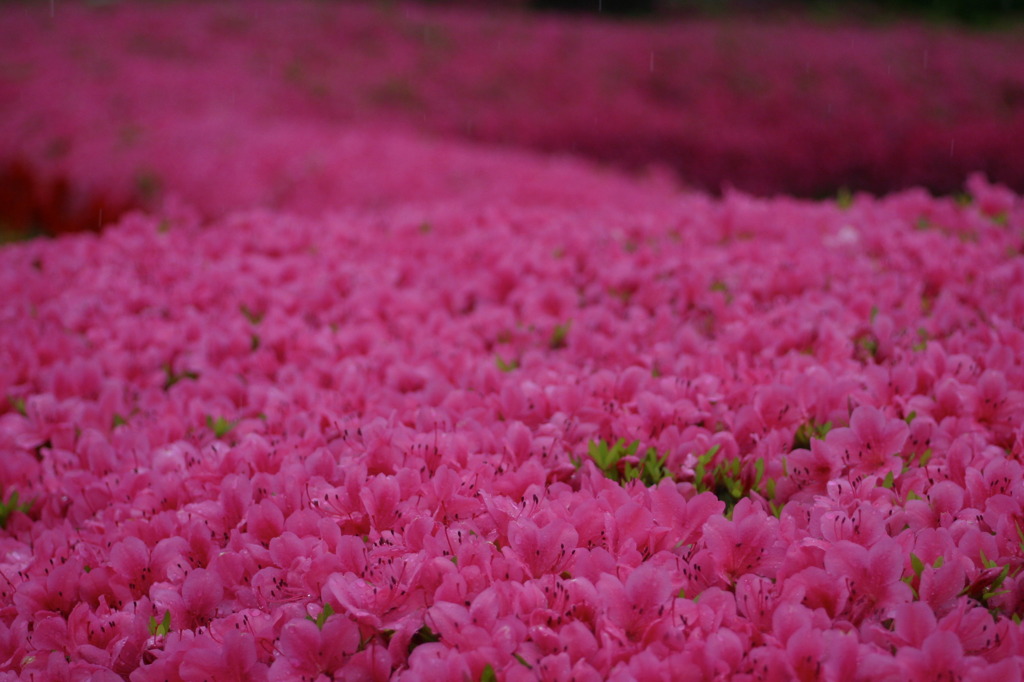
[2,0,1024,237]
[2,171,1023,678]
[3,0,1024,678]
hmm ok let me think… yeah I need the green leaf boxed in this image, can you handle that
[112,413,127,428]
[836,187,853,209]
[641,447,672,485]
[513,653,533,669]
[993,564,1012,591]
[148,610,172,637]
[623,463,640,482]
[549,320,571,350]
[250,334,261,351]
[793,421,832,450]
[693,443,721,493]
[9,396,26,416]
[240,304,264,325]
[160,610,171,635]
[857,334,879,358]
[0,490,31,530]
[307,603,334,630]
[495,355,519,372]
[727,478,743,499]
[206,415,237,439]
[753,458,765,490]
[480,664,498,682]
[910,553,925,578]
[587,439,667,487]
[881,471,895,489]
[163,365,199,390]
[588,440,612,470]
[407,625,441,655]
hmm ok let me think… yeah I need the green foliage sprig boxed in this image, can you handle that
[0,490,32,529]
[573,438,674,487]
[692,445,779,517]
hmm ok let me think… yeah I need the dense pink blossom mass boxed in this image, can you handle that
[2,0,1024,235]
[2,1,1024,680]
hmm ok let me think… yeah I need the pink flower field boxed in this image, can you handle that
[2,0,1024,235]
[2,1,1024,680]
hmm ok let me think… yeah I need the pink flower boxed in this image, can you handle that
[596,561,674,640]
[648,485,723,553]
[702,498,785,584]
[268,616,360,681]
[823,405,908,479]
[779,567,849,620]
[322,554,425,632]
[109,536,155,599]
[896,630,967,682]
[181,567,224,624]
[784,438,843,499]
[178,630,269,682]
[823,537,911,624]
[505,517,577,579]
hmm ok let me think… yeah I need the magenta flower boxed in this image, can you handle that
[702,499,785,585]
[505,517,578,579]
[177,630,269,682]
[268,615,360,681]
[596,561,674,640]
[824,405,908,479]
[823,537,912,624]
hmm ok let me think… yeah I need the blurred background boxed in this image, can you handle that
[1,0,1023,239]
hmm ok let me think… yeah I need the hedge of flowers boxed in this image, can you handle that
[2,167,1024,678]
[2,0,1024,236]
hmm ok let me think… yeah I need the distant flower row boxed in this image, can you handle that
[1,168,1022,678]
[2,0,1024,235]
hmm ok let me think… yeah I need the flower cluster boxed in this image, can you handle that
[2,0,1024,678]
[2,0,1024,235]
[1,166,1023,677]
